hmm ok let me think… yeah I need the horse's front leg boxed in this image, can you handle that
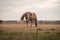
[31,22,32,27]
[26,20,29,27]
[26,22,28,27]
[30,20,32,27]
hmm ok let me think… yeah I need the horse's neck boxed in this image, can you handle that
[26,13,31,18]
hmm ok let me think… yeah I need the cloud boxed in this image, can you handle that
[20,0,58,9]
[0,0,60,20]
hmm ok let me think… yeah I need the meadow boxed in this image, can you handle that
[0,21,60,40]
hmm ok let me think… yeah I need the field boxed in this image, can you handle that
[0,21,60,40]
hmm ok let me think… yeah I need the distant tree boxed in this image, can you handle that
[0,20,2,24]
[56,21,60,24]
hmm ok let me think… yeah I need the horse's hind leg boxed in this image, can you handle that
[34,19,37,27]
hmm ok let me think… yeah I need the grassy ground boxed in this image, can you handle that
[0,30,60,40]
[0,23,60,40]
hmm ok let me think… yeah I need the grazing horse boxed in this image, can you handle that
[21,12,37,27]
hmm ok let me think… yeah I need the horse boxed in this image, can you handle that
[21,12,37,27]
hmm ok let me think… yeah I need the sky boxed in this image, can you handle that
[0,0,60,21]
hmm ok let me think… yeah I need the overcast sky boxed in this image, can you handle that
[0,0,60,21]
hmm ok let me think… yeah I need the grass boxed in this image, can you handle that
[0,30,60,40]
[0,23,60,40]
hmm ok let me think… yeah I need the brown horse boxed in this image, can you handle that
[21,12,37,27]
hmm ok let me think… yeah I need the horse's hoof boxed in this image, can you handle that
[35,26,37,27]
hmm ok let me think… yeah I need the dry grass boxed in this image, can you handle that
[0,22,60,40]
[0,22,60,32]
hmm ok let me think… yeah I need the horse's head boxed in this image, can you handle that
[20,16,24,23]
[20,13,25,22]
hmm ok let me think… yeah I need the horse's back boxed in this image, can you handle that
[31,13,37,19]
